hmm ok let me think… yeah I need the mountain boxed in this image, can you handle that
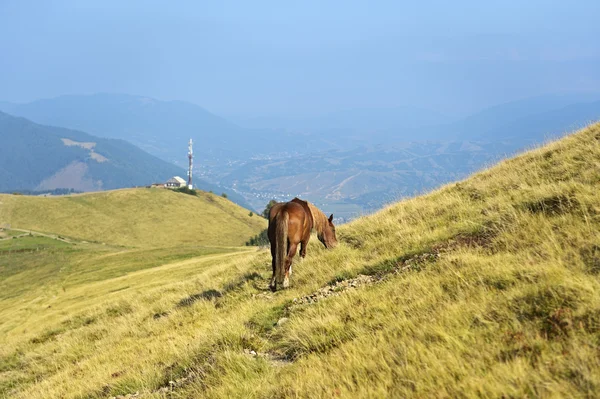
[3,93,599,158]
[453,92,600,135]
[3,92,599,216]
[231,93,600,143]
[463,99,600,142]
[0,93,291,164]
[2,122,599,398]
[0,110,185,192]
[0,188,266,248]
[0,111,254,209]
[3,93,600,150]
[432,93,599,141]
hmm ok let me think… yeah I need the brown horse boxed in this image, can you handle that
[268,197,337,291]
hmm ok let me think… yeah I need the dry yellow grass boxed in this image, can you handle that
[0,188,266,248]
[1,123,600,398]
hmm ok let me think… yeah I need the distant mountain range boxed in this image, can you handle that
[3,92,599,159]
[0,94,247,164]
[2,92,599,218]
[0,111,254,209]
[0,94,300,165]
[364,93,600,145]
[457,99,600,142]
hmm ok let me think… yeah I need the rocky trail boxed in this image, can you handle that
[291,251,440,306]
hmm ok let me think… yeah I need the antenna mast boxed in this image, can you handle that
[187,138,193,189]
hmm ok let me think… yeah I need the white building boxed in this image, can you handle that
[165,176,187,188]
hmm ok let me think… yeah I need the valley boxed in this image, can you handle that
[3,93,599,218]
[1,122,600,398]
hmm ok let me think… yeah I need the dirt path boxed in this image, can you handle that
[4,228,73,243]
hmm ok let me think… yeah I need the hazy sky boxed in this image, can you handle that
[1,0,599,117]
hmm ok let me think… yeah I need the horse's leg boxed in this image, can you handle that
[269,243,277,291]
[283,242,298,288]
[300,237,309,258]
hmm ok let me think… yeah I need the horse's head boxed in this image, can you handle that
[318,214,338,249]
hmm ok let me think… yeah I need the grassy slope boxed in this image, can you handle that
[0,188,266,248]
[1,123,600,398]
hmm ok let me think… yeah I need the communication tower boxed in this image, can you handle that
[187,138,193,189]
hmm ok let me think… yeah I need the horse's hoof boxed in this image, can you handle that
[283,277,290,288]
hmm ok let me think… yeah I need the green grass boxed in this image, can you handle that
[0,235,70,253]
[0,188,266,248]
[0,229,24,238]
[1,123,600,398]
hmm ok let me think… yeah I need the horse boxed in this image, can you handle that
[268,197,337,291]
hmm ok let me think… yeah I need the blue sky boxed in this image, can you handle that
[1,0,599,117]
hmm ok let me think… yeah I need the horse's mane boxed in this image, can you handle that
[307,202,329,235]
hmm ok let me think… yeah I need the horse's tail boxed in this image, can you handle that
[275,210,289,287]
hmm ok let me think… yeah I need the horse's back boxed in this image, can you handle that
[268,201,304,235]
[290,197,314,230]
[268,201,310,242]
[270,201,306,219]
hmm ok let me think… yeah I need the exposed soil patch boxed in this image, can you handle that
[36,161,102,192]
[61,138,96,150]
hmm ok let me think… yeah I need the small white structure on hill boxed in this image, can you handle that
[165,176,186,188]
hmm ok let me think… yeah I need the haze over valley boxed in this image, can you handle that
[2,92,599,219]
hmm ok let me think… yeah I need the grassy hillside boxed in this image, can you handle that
[0,188,266,248]
[1,122,600,398]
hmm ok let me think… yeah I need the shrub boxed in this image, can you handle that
[246,228,269,246]
[174,186,197,196]
[261,199,278,218]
